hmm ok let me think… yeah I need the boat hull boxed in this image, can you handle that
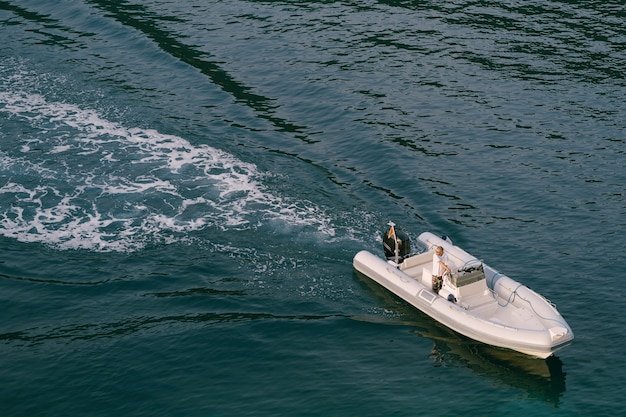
[353,233,573,358]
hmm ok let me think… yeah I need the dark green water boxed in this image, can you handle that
[1,1,625,415]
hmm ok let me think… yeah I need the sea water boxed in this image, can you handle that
[1,1,625,416]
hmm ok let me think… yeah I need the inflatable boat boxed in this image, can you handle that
[353,223,574,358]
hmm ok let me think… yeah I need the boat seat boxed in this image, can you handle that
[422,267,432,287]
[458,291,493,310]
[400,251,433,270]
[400,251,433,280]
[453,278,489,301]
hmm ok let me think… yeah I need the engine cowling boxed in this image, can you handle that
[382,226,410,262]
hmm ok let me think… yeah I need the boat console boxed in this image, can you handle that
[453,265,485,287]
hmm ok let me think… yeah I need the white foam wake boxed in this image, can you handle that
[0,88,335,251]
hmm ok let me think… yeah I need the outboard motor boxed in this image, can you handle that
[382,222,410,263]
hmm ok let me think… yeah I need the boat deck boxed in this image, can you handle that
[400,251,495,310]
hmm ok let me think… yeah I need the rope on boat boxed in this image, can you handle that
[488,270,504,288]
[497,283,523,307]
[497,283,565,326]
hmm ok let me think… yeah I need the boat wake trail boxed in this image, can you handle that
[0,67,336,252]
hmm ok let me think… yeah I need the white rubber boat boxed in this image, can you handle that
[353,223,574,358]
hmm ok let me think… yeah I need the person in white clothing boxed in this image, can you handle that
[432,246,451,294]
